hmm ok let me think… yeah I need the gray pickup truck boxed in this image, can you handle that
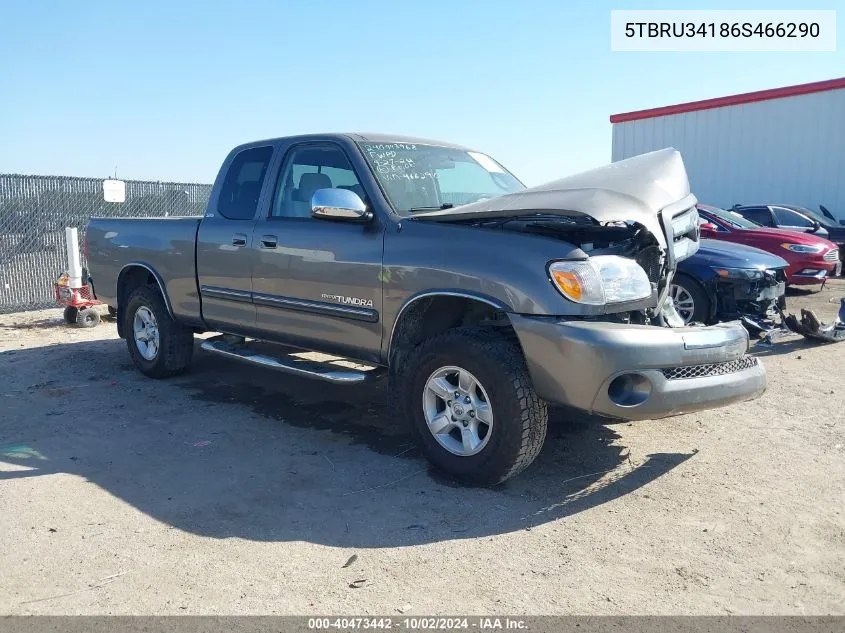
[87,133,766,484]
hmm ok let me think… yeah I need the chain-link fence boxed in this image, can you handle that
[0,174,212,314]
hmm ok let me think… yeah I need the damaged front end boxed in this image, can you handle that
[416,148,702,327]
[714,267,788,333]
[412,148,769,418]
[733,269,788,334]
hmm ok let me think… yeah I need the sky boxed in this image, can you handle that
[0,0,842,186]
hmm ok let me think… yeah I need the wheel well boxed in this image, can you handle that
[388,295,515,369]
[115,265,166,338]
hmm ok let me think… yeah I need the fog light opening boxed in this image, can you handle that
[608,373,652,407]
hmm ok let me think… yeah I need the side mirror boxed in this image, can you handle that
[810,220,821,233]
[700,222,717,233]
[311,188,371,222]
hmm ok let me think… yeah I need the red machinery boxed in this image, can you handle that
[54,273,102,327]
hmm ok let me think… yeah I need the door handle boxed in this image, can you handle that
[260,235,278,249]
[232,233,247,246]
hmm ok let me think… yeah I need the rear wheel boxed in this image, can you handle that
[669,275,711,325]
[76,307,101,328]
[124,285,193,378]
[400,327,547,485]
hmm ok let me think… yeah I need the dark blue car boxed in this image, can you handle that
[671,239,789,326]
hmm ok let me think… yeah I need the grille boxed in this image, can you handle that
[824,249,840,262]
[661,355,759,380]
[635,245,662,284]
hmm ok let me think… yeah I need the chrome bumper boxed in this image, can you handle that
[510,316,766,420]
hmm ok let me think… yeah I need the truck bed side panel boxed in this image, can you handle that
[87,217,203,325]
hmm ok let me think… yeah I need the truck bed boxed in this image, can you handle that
[86,216,203,322]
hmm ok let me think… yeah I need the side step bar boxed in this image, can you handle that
[200,335,382,384]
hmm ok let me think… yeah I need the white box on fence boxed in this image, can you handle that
[103,179,126,203]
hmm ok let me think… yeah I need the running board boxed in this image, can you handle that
[200,335,382,384]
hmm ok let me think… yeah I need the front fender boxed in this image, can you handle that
[382,219,649,319]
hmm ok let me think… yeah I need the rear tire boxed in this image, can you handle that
[400,327,548,485]
[76,307,100,328]
[124,285,193,378]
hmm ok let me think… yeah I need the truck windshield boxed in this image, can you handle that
[358,142,524,215]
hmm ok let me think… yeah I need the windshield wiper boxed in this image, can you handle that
[408,204,454,213]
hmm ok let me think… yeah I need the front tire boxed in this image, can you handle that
[669,275,711,324]
[400,327,548,485]
[124,285,194,378]
[76,307,100,328]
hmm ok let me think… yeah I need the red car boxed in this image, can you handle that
[697,204,841,286]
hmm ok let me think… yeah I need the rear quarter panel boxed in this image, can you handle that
[87,217,203,324]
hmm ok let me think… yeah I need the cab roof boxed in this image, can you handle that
[233,132,470,151]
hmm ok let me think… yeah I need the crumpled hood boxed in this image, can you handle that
[414,148,697,250]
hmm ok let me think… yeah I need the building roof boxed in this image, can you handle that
[610,77,845,124]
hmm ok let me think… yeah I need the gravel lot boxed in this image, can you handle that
[1,281,844,615]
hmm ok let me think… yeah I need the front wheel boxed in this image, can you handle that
[400,327,548,485]
[124,285,194,378]
[76,307,101,328]
[669,276,711,325]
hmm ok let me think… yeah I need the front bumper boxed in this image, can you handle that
[786,257,840,284]
[510,316,766,420]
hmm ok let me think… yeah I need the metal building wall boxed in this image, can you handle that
[611,88,845,219]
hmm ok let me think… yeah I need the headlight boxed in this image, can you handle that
[781,243,825,254]
[713,267,764,280]
[549,256,652,305]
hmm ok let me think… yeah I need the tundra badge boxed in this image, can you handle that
[321,293,374,308]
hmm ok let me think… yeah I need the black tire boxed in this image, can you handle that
[63,306,79,325]
[670,274,711,324]
[400,327,548,485]
[107,306,118,320]
[76,307,101,328]
[124,285,194,378]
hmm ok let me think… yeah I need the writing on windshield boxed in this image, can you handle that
[359,142,524,214]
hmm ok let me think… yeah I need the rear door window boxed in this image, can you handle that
[217,146,274,220]
[738,207,774,227]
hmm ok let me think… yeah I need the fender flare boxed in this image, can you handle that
[386,290,511,359]
[117,262,175,319]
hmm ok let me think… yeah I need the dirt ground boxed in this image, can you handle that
[1,281,843,616]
